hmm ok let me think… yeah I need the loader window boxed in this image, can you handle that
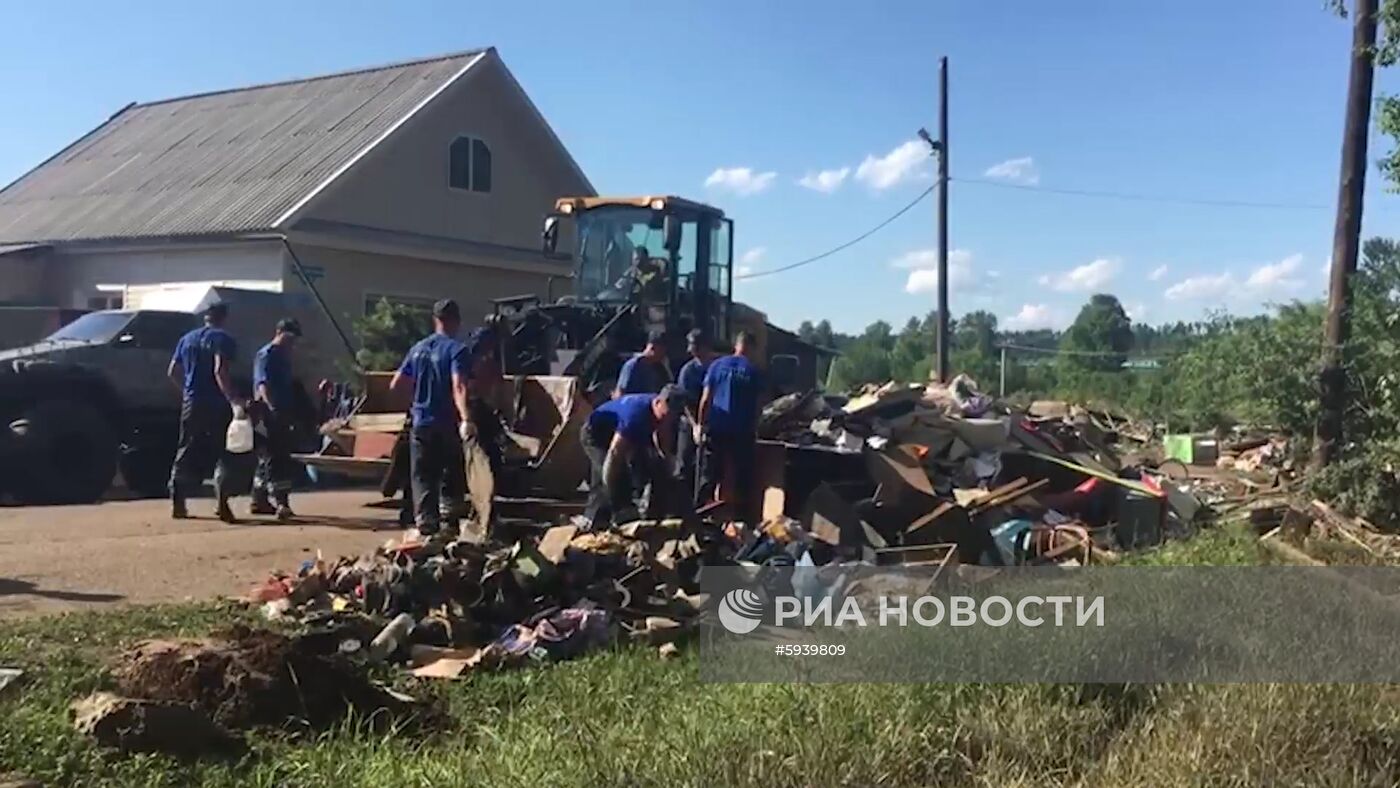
[708,219,732,297]
[574,206,697,302]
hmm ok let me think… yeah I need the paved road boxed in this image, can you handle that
[0,490,406,619]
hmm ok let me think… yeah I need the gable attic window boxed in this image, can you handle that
[449,136,492,193]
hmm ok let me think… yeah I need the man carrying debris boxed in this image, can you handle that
[459,321,504,539]
[581,385,686,527]
[696,331,762,519]
[390,299,473,537]
[614,331,669,397]
[167,302,240,522]
[674,328,715,494]
[249,318,302,521]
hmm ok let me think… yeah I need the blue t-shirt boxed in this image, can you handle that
[171,326,236,403]
[398,333,468,428]
[587,393,656,444]
[703,354,761,435]
[677,356,711,407]
[253,341,294,412]
[616,354,665,395]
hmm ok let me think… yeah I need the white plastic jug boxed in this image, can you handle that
[226,406,254,454]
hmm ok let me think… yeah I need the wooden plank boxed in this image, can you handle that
[970,478,1050,514]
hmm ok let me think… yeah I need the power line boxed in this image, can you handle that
[998,342,1180,359]
[952,177,1330,211]
[734,184,937,280]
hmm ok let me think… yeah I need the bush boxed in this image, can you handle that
[354,298,431,372]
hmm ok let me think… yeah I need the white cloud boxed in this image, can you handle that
[1003,304,1063,331]
[983,156,1039,186]
[704,167,776,196]
[735,266,754,278]
[855,139,931,190]
[895,248,975,294]
[739,247,766,267]
[1125,302,1148,321]
[797,167,851,194]
[1165,272,1235,301]
[1164,253,1309,303]
[1148,265,1169,282]
[1045,257,1120,292]
[1244,253,1303,292]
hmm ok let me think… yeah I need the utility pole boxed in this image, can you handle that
[935,55,951,384]
[1313,0,1378,470]
[999,346,1007,397]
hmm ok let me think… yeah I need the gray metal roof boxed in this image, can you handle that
[0,49,488,244]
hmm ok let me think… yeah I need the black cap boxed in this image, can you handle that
[204,302,228,320]
[433,299,460,321]
[276,318,302,336]
[646,330,665,346]
[686,328,707,345]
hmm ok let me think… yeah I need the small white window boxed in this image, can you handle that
[449,136,492,193]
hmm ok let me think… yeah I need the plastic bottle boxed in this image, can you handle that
[366,613,415,662]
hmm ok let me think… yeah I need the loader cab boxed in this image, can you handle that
[544,196,734,344]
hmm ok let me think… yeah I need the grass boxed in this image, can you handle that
[4,521,1399,787]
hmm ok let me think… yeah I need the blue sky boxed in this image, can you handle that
[4,0,1398,334]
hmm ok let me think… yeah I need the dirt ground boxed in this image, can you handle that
[0,490,405,619]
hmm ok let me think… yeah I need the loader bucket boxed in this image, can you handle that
[492,374,593,498]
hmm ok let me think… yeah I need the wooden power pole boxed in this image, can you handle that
[935,56,951,384]
[1313,0,1379,470]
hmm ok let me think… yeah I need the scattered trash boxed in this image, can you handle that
[0,668,21,695]
[215,376,1244,697]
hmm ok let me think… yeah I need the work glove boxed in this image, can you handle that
[459,419,477,443]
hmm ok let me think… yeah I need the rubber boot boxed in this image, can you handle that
[275,491,294,522]
[216,498,237,524]
[249,488,276,516]
[171,485,189,520]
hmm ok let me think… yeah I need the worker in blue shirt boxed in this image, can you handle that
[167,302,240,522]
[390,299,473,537]
[459,321,504,539]
[674,328,716,494]
[250,318,301,521]
[580,385,686,528]
[613,331,669,398]
[696,331,763,519]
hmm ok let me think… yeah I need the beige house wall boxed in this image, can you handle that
[301,53,593,251]
[47,241,286,309]
[0,253,47,304]
[282,243,566,372]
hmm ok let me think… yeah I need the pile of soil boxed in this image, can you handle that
[112,624,413,730]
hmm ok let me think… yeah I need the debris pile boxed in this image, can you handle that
[243,518,709,681]
[232,377,1212,685]
[72,625,424,755]
[751,377,1204,570]
[1250,499,1400,565]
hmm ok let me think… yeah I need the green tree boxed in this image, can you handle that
[955,310,999,357]
[354,298,431,372]
[827,340,892,392]
[1061,294,1134,373]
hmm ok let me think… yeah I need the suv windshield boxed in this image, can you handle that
[46,312,134,343]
